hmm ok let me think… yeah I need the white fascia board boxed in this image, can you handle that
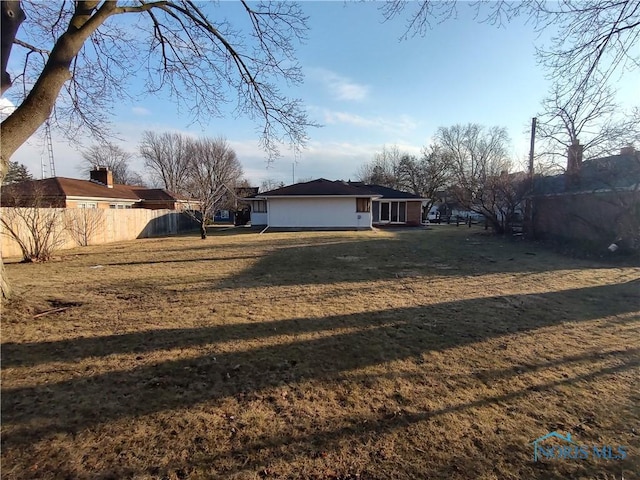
[66,196,140,203]
[256,194,382,199]
[375,197,427,201]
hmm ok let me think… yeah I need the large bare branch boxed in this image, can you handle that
[382,0,640,103]
[1,0,26,96]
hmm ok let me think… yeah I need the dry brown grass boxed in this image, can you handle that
[2,226,639,480]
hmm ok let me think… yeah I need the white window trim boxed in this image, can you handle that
[376,200,407,223]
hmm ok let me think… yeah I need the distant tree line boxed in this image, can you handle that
[355,124,526,234]
[139,132,244,239]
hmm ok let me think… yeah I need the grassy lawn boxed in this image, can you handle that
[2,226,639,480]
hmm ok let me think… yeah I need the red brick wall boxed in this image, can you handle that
[406,201,422,226]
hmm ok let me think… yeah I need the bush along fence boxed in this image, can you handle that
[0,207,199,261]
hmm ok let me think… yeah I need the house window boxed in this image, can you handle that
[253,200,267,213]
[79,202,97,208]
[391,201,399,222]
[377,201,406,223]
[356,198,370,212]
[380,202,390,222]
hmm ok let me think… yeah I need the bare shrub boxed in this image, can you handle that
[64,208,104,247]
[1,207,66,262]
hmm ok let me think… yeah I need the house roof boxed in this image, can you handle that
[253,178,424,199]
[1,177,141,202]
[534,152,640,196]
[1,177,191,204]
[134,188,191,202]
[348,182,424,199]
[257,178,380,197]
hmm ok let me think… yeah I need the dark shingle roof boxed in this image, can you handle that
[348,182,423,199]
[134,188,190,202]
[258,178,380,197]
[256,178,424,199]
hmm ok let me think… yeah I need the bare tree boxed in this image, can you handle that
[0,1,314,178]
[184,136,243,239]
[0,2,314,299]
[381,1,640,99]
[64,207,103,247]
[355,145,404,189]
[0,184,66,262]
[80,142,142,185]
[436,123,521,233]
[259,178,285,192]
[139,131,192,193]
[536,79,640,169]
[396,145,454,214]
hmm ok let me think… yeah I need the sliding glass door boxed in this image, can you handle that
[376,201,406,223]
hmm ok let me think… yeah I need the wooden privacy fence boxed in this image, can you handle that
[0,207,198,259]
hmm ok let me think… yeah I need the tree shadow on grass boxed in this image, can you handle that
[3,281,638,369]
[2,281,638,451]
[208,230,627,289]
[206,355,640,479]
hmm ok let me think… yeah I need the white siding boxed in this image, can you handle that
[268,197,372,228]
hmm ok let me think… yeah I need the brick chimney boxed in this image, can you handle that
[565,140,583,189]
[90,166,113,188]
[620,146,636,156]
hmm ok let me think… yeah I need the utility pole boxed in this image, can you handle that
[524,117,536,238]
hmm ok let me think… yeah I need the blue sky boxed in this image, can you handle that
[3,1,638,186]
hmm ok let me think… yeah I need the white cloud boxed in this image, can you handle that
[320,108,418,134]
[0,97,16,119]
[231,137,425,187]
[310,68,370,101]
[131,106,151,116]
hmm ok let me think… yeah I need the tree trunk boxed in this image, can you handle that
[1,258,10,300]
[0,1,116,166]
[200,223,207,239]
[0,1,117,301]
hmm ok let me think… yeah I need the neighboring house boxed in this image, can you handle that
[532,146,640,249]
[1,167,197,211]
[213,186,259,224]
[246,178,425,229]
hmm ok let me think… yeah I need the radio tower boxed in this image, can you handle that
[44,119,56,177]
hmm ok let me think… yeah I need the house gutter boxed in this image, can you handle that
[66,195,140,203]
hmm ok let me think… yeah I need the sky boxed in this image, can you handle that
[2,1,639,187]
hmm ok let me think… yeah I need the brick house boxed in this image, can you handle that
[1,167,198,211]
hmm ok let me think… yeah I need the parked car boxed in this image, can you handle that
[427,211,442,223]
